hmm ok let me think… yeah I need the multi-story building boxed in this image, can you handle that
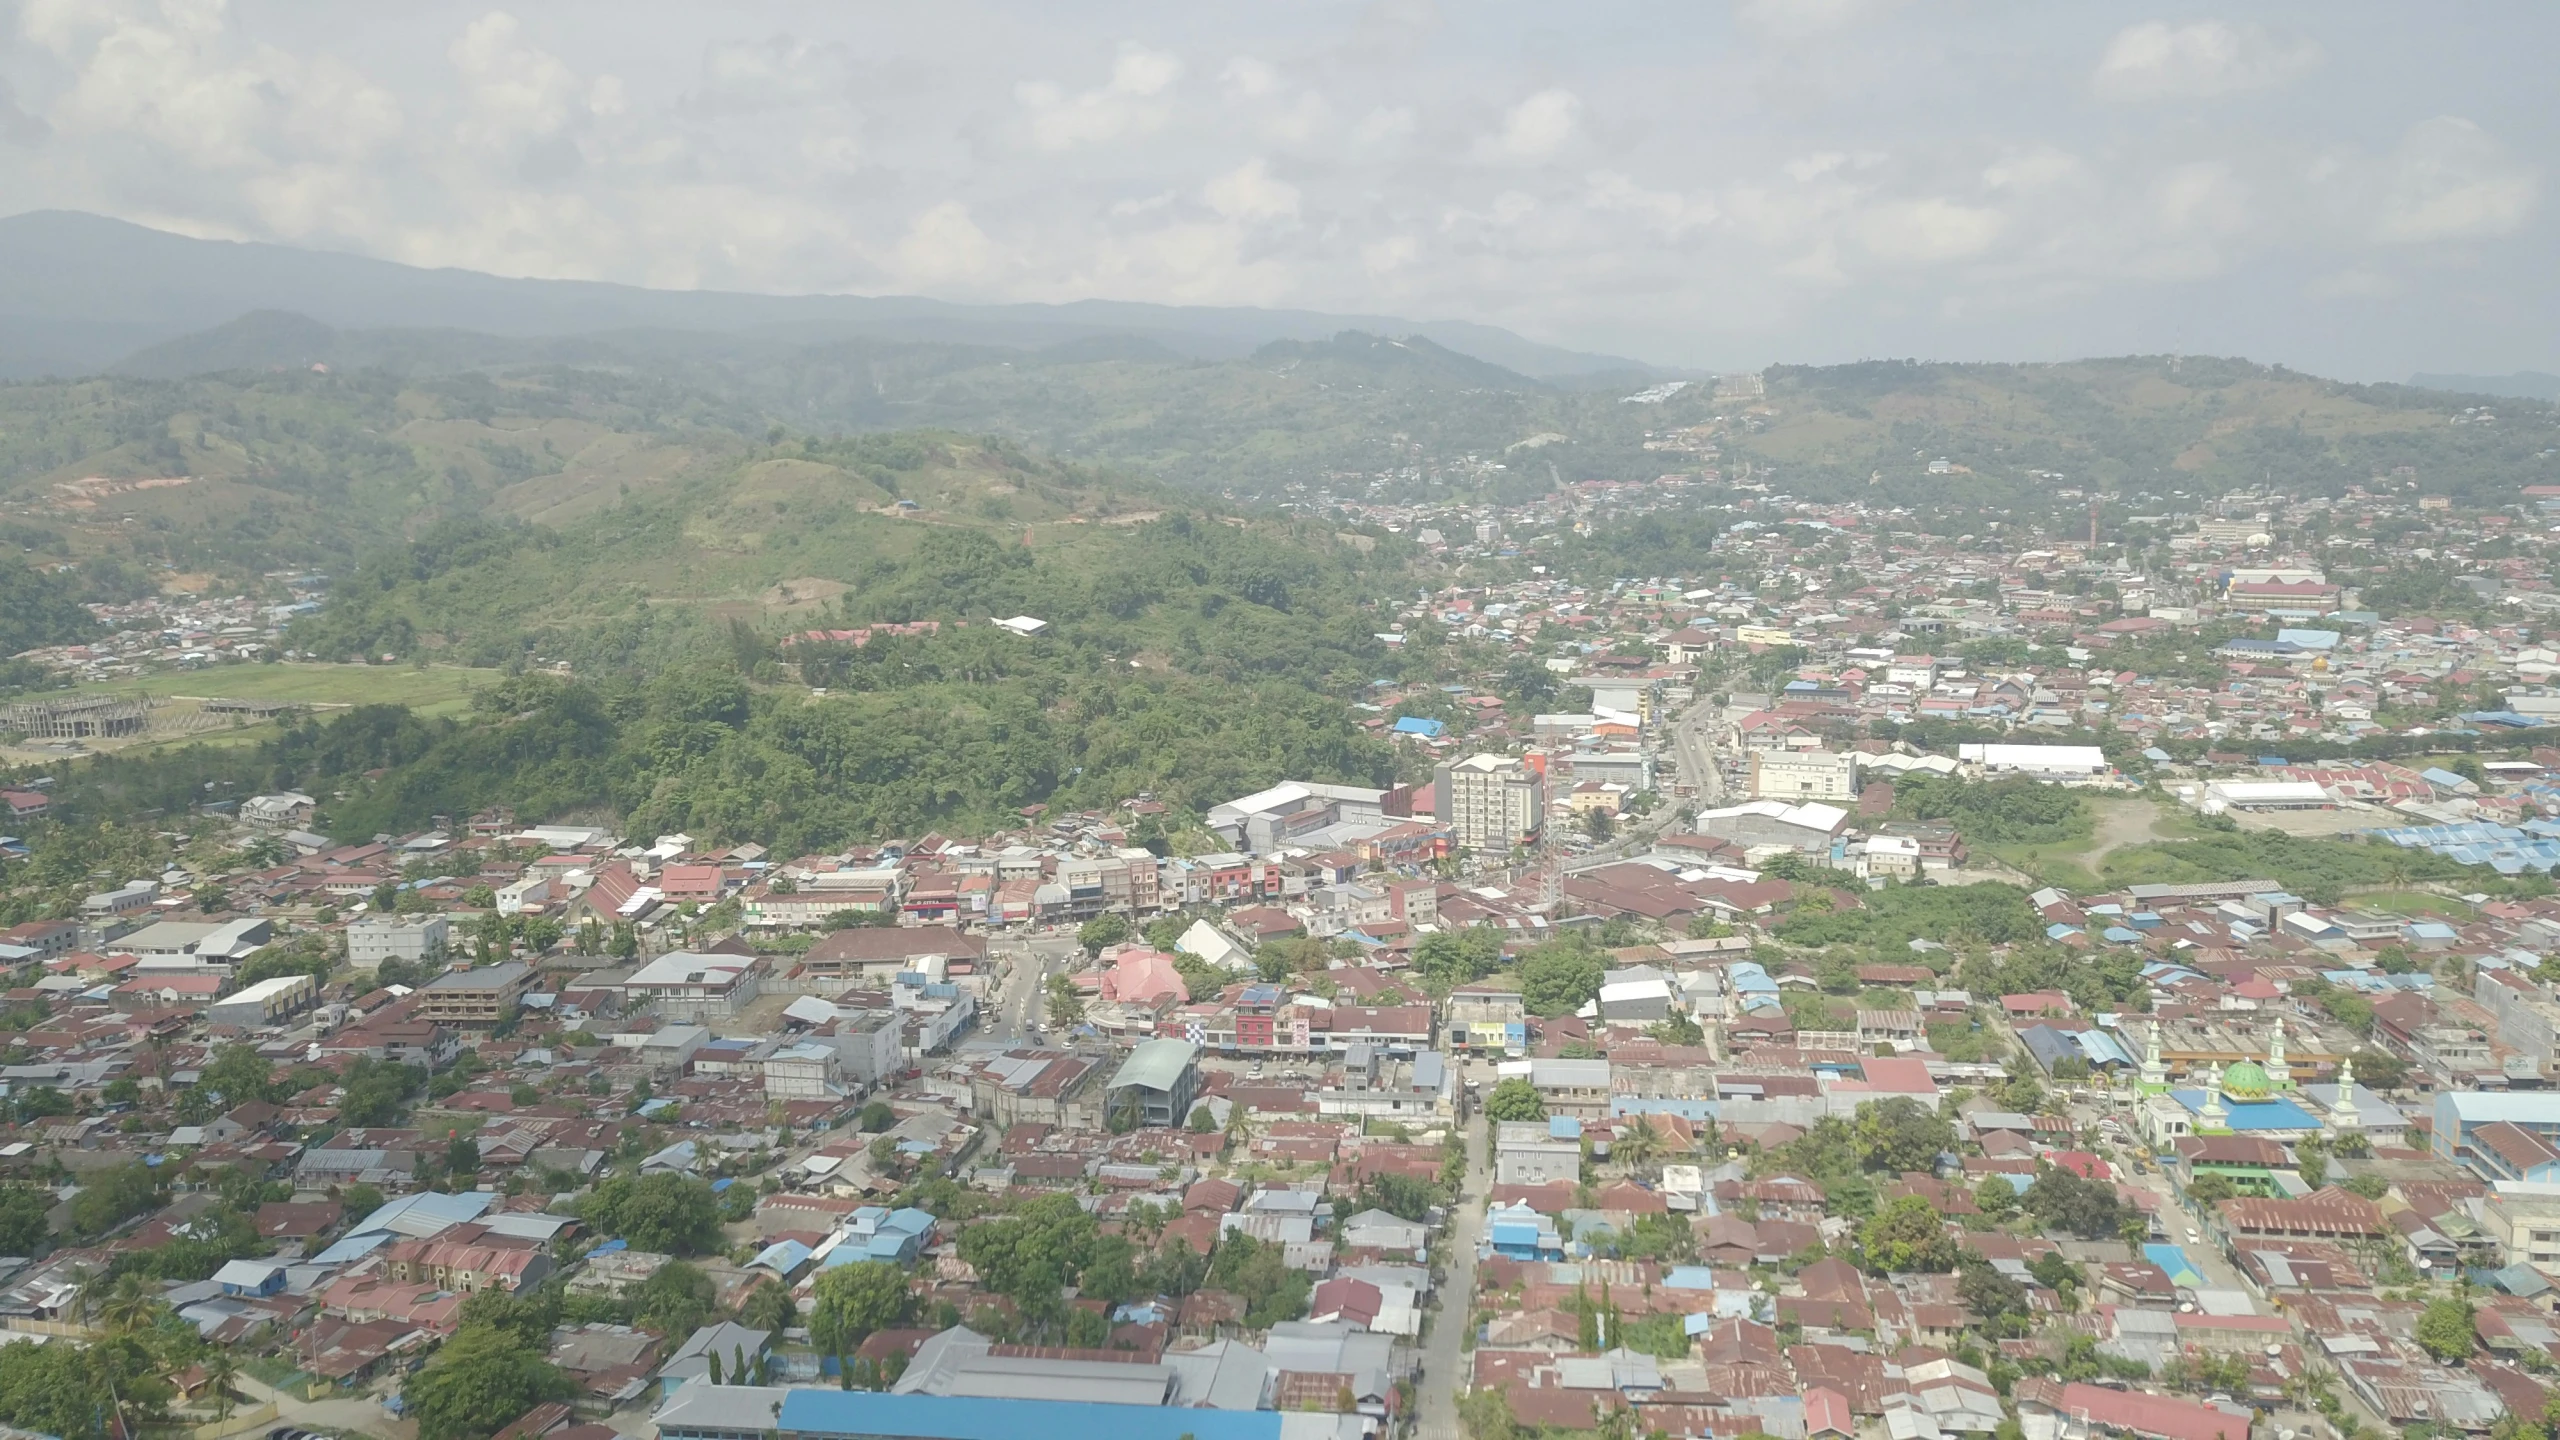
[382,1222,550,1294]
[413,961,535,1028]
[1437,753,1545,851]
[1528,1056,1612,1118]
[1494,1120,1582,1185]
[2486,1184,2560,1272]
[762,1043,844,1100]
[1748,748,1859,802]
[799,926,986,983]
[625,951,761,1021]
[1445,986,1527,1055]
[348,915,449,969]
[964,1049,1103,1130]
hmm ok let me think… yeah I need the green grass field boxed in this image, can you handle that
[26,661,488,717]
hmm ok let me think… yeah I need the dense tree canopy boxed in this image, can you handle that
[576,1174,722,1256]
[403,1320,575,1440]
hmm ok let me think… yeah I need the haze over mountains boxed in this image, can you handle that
[0,211,1665,386]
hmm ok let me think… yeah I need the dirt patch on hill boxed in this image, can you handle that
[758,577,849,610]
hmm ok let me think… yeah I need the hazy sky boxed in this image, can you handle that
[1,1,2552,378]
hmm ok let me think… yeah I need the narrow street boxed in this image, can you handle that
[1415,1107,1489,1440]
[1566,690,1731,874]
[233,1371,414,1440]
[984,935,1078,1042]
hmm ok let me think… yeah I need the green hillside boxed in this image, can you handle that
[0,366,757,583]
[1735,356,2560,518]
[0,428,1422,847]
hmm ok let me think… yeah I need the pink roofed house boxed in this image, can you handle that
[1805,1388,1854,1440]
[1834,1054,1939,1102]
[1097,946,1188,1006]
[655,864,726,903]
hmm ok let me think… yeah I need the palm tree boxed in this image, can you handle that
[64,1266,99,1331]
[1613,1116,1664,1174]
[98,1273,163,1336]
[204,1350,240,1423]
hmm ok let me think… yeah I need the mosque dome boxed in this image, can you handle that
[2221,1060,2273,1101]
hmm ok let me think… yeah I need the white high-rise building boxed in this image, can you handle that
[1437,754,1545,851]
[1748,748,1859,802]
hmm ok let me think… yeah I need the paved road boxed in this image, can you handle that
[985,935,1079,1042]
[1415,1107,1490,1440]
[234,1372,416,1440]
[1663,691,1730,810]
[1561,692,1732,875]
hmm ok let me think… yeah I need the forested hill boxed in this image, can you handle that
[1732,356,2560,516]
[282,430,1408,675]
[0,366,762,582]
[48,432,1423,846]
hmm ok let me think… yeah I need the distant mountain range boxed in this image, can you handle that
[2407,370,2560,402]
[0,209,1669,384]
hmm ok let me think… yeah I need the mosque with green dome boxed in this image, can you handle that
[2139,1016,2365,1141]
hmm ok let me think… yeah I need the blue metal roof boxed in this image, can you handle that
[2167,1091,2322,1130]
[2143,1244,2204,1288]
[2075,1030,2136,1067]
[351,1190,494,1234]
[776,1392,1284,1440]
[751,1239,812,1274]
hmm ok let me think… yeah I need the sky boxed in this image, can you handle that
[0,0,2552,379]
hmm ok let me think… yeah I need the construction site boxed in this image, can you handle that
[0,694,304,757]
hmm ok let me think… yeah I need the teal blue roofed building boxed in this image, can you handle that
[2434,1091,2560,1179]
[1105,1038,1201,1128]
[766,1391,1364,1440]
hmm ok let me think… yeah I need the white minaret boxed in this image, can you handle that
[2329,1055,2362,1131]
[2266,1015,2289,1089]
[2200,1063,2228,1128]
[2140,1022,2170,1093]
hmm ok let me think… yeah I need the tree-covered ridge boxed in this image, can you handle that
[0,366,761,582]
[41,651,1396,852]
[0,557,96,656]
[1749,355,2560,514]
[283,435,1413,680]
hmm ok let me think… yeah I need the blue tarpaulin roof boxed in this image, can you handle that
[777,1392,1284,1440]
[2144,1244,2204,1288]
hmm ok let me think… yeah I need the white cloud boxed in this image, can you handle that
[1585,171,1715,237]
[1733,0,1907,42]
[894,201,1004,290]
[0,4,2547,377]
[1362,233,1421,275]
[1203,159,1299,222]
[1855,197,2004,266]
[1017,43,1183,151]
[2371,116,2538,244]
[450,11,605,145]
[1350,107,1416,151]
[1220,57,1281,101]
[2092,21,2322,102]
[1980,146,2084,195]
[37,0,403,172]
[1478,88,1580,163]
[699,36,847,109]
